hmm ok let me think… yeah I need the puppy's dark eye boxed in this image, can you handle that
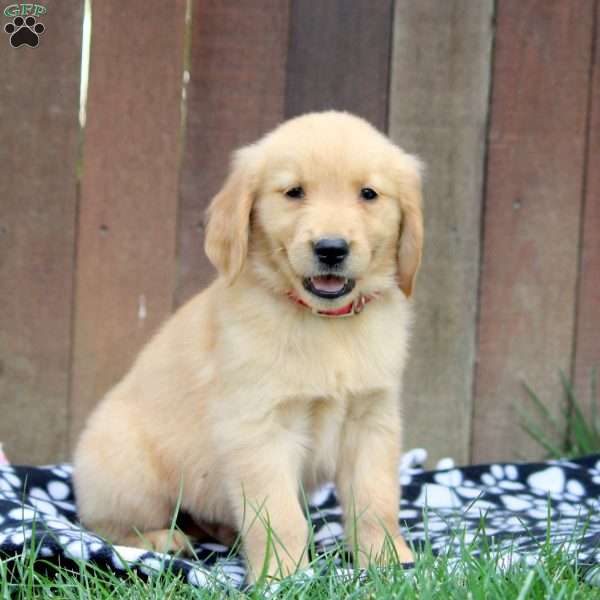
[285,186,305,199]
[360,187,378,201]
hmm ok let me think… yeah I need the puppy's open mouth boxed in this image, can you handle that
[303,275,356,299]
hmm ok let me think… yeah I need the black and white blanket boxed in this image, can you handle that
[1,451,599,588]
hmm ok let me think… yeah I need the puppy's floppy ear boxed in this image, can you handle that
[204,147,257,284]
[396,154,424,298]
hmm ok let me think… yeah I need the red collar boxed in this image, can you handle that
[287,290,375,318]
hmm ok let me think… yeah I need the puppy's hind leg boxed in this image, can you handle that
[74,431,191,555]
[78,486,194,555]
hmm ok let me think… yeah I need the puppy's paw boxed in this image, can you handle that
[393,537,414,564]
[354,533,414,567]
[121,529,194,555]
[246,547,309,584]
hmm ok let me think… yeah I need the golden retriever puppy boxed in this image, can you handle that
[73,111,423,581]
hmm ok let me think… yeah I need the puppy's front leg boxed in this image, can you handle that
[336,391,413,566]
[223,432,309,582]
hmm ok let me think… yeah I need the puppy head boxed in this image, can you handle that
[205,111,423,305]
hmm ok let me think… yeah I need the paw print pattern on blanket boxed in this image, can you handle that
[1,455,600,589]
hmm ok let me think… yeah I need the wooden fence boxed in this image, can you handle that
[1,0,598,466]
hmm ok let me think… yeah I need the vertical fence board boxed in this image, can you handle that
[285,0,393,130]
[574,3,600,409]
[389,0,494,465]
[0,1,82,463]
[69,1,186,448]
[175,0,290,307]
[472,1,594,462]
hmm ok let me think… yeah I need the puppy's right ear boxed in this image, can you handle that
[204,148,257,284]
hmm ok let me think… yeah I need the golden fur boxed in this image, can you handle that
[73,111,424,580]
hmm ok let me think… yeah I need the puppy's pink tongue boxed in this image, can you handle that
[311,275,346,293]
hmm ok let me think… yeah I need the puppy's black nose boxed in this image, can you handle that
[314,238,349,266]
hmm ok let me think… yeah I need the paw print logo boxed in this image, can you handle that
[4,16,45,48]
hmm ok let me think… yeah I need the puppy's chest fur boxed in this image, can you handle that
[221,297,408,398]
[275,393,353,488]
[231,306,408,486]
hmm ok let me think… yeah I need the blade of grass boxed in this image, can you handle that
[560,371,597,453]
[522,383,564,437]
[517,407,565,457]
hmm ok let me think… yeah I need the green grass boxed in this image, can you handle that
[1,528,598,599]
[520,370,599,459]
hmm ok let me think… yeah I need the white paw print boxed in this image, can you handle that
[0,527,32,547]
[480,464,524,493]
[64,539,90,561]
[433,468,463,487]
[0,471,21,491]
[49,464,72,479]
[27,488,59,517]
[588,459,600,486]
[501,494,558,520]
[399,447,428,485]
[29,486,74,513]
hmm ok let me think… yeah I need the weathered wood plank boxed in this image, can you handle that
[69,1,186,448]
[472,0,594,462]
[175,0,290,307]
[285,0,393,130]
[389,0,494,465]
[0,1,82,463]
[574,4,600,411]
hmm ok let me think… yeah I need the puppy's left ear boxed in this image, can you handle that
[396,154,424,298]
[204,147,257,284]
